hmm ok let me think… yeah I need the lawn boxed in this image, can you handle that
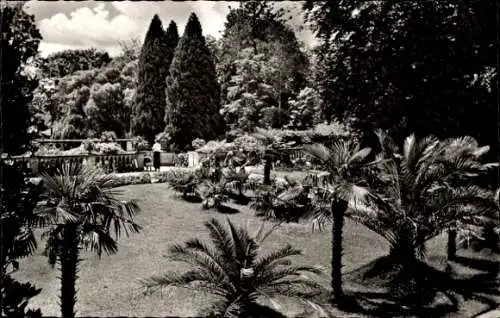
[12,182,388,317]
[12,182,499,317]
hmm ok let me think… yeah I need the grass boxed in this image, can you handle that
[12,182,499,317]
[13,182,387,317]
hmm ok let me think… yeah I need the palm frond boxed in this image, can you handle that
[256,265,325,285]
[348,146,372,165]
[253,221,281,244]
[184,238,233,283]
[204,218,239,275]
[140,270,228,297]
[80,224,118,257]
[303,143,331,163]
[168,244,229,282]
[254,245,302,273]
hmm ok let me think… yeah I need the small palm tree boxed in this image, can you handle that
[166,169,201,201]
[36,163,141,318]
[251,128,296,185]
[362,131,498,262]
[250,176,313,222]
[303,140,373,301]
[140,218,326,317]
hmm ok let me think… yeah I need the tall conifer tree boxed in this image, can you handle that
[164,20,179,123]
[165,13,224,150]
[132,15,171,143]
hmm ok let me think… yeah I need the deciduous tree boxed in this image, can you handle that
[0,3,42,154]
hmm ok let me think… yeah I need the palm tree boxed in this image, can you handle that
[36,163,141,318]
[250,176,314,222]
[140,218,327,317]
[303,140,373,301]
[360,131,498,262]
[251,128,296,185]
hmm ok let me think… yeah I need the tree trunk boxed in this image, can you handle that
[263,157,272,185]
[60,224,80,318]
[331,198,348,301]
[447,229,457,260]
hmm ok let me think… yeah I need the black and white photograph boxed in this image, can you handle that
[1,0,499,317]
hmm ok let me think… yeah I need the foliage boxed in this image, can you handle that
[29,78,58,139]
[250,176,313,223]
[140,218,326,317]
[1,162,43,316]
[37,163,141,318]
[197,180,230,210]
[85,82,129,137]
[100,131,118,142]
[132,15,177,144]
[133,136,150,151]
[173,153,189,167]
[251,128,298,185]
[285,87,322,130]
[117,37,142,63]
[304,1,498,158]
[40,48,111,78]
[45,54,137,140]
[166,13,224,150]
[50,70,98,140]
[303,140,374,300]
[1,4,42,155]
[108,172,153,188]
[165,169,200,200]
[360,131,499,260]
[218,1,309,133]
[192,138,207,150]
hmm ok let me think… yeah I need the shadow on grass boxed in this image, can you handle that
[216,205,241,214]
[182,194,203,203]
[452,255,500,274]
[340,255,500,318]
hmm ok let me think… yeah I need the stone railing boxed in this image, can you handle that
[2,151,188,176]
[4,153,139,176]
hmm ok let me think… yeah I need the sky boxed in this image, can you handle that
[22,1,316,57]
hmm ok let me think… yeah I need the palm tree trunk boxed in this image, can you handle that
[447,229,457,260]
[60,224,80,318]
[331,198,348,301]
[263,156,272,185]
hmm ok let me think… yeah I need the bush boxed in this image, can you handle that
[133,136,150,151]
[174,153,189,167]
[191,138,206,150]
[108,172,152,187]
[94,142,124,154]
[100,131,118,142]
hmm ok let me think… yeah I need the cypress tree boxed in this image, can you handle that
[132,15,171,144]
[166,13,224,150]
[164,20,180,123]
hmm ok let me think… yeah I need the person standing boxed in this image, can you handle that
[152,140,162,172]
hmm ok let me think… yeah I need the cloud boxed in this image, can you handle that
[28,1,315,57]
[38,3,140,48]
[110,1,230,38]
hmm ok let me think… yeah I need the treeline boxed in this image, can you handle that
[28,0,497,160]
[30,2,313,151]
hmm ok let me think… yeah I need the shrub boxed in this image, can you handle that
[100,131,117,142]
[108,172,152,187]
[132,136,150,151]
[191,138,206,150]
[94,142,124,154]
[173,153,189,167]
